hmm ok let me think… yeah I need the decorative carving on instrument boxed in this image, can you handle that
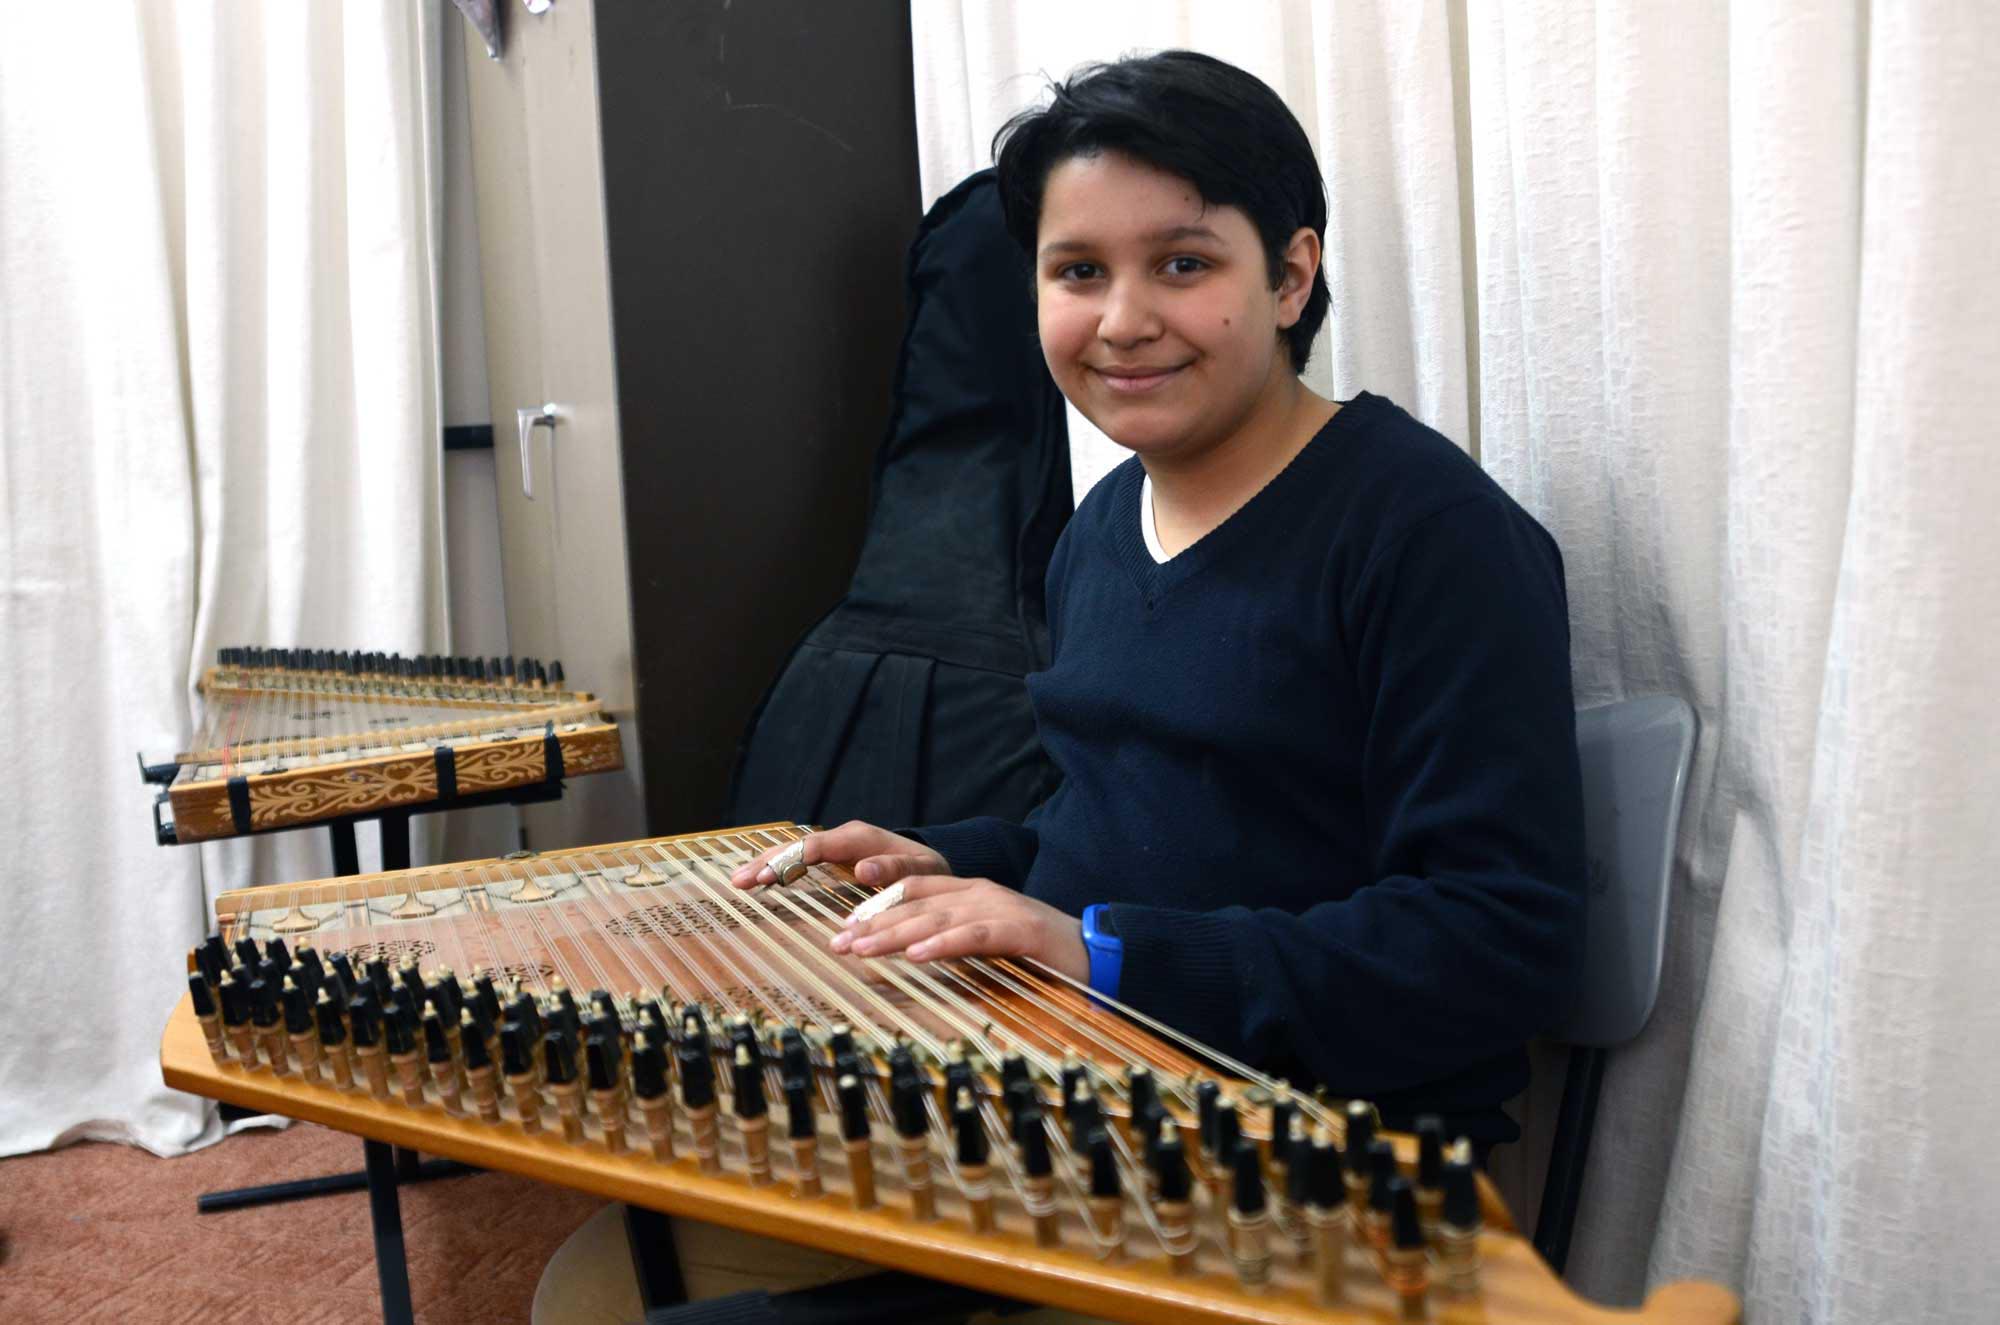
[255,756,436,825]
[179,825,1739,1325]
[603,898,748,940]
[335,938,439,968]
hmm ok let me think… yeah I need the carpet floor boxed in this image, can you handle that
[0,1122,606,1323]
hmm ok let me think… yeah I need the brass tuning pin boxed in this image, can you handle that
[1343,1099,1377,1224]
[890,1047,935,1222]
[1226,1139,1272,1290]
[784,1074,820,1198]
[1380,1178,1431,1321]
[1414,1114,1447,1240]
[1019,1106,1058,1247]
[678,1014,720,1174]
[188,970,225,1061]
[1364,1139,1398,1251]
[952,1086,993,1233]
[545,1028,586,1142]
[1436,1146,1483,1297]
[632,1034,675,1161]
[317,988,354,1092]
[502,1020,542,1134]
[838,1072,876,1210]
[589,1036,627,1154]
[1151,1127,1197,1275]
[1085,1129,1124,1260]
[1304,1126,1349,1306]
[732,1042,771,1184]
[462,1009,501,1122]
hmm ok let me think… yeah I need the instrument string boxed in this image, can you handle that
[450,862,520,995]
[549,848,748,1023]
[513,856,636,1006]
[740,829,1153,1093]
[668,843,1066,1197]
[400,862,452,981]
[708,835,1039,1059]
[652,844,956,1064]
[758,877,1050,1078]
[749,827,1328,1134]
[490,860,584,996]
[564,851,761,1034]
[638,842,914,1132]
[651,843,938,1060]
[424,867,487,991]
[714,834,1175,1214]
[568,852,832,1128]
[754,862,1190,1216]
[660,856,1032,1208]
[484,860,574,999]
[568,855,712,1007]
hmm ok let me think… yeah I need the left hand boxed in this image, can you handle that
[828,876,1090,985]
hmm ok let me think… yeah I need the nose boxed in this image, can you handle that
[1097,274,1162,348]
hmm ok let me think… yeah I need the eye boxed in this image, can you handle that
[1055,261,1103,282]
[1162,255,1209,277]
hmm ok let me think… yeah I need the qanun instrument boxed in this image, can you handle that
[140,647,622,844]
[161,824,1738,1324]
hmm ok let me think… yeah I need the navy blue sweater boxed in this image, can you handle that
[916,392,1585,1144]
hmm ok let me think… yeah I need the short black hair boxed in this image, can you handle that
[993,50,1331,374]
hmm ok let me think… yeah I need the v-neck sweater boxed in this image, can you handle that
[914,392,1586,1143]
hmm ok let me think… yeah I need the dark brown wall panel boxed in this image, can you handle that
[596,1,921,832]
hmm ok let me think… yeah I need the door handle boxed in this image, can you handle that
[517,402,559,500]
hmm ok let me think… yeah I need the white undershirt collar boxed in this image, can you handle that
[1138,473,1172,564]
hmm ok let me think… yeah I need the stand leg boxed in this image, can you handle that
[196,1154,475,1214]
[330,819,361,877]
[364,1139,417,1325]
[380,810,411,872]
[625,1204,690,1310]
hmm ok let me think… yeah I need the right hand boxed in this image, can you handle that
[729,820,950,890]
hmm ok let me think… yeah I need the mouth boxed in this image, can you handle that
[1091,363,1189,395]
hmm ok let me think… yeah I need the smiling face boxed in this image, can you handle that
[1034,151,1316,465]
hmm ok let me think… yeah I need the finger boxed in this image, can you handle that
[852,853,940,887]
[835,907,958,958]
[731,822,870,888]
[748,821,921,887]
[838,876,976,932]
[729,834,813,888]
[829,887,961,950]
[905,918,1029,963]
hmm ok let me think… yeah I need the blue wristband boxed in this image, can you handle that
[1081,904,1124,1002]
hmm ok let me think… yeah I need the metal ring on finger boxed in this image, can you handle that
[771,839,809,885]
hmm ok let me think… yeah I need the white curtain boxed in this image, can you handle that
[0,0,447,1158]
[913,3,2000,1320]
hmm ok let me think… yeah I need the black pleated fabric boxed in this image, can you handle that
[727,170,1071,829]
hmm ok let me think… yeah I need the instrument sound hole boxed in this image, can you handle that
[714,984,848,1027]
[339,938,439,967]
[479,959,559,986]
[602,900,745,940]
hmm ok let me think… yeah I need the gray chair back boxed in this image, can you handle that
[1556,695,1697,1047]
[1533,694,1696,1273]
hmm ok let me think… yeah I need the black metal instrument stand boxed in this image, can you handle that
[194,779,564,1216]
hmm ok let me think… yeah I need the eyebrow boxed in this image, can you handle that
[1038,223,1226,258]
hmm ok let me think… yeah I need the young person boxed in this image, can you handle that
[735,50,1584,1149]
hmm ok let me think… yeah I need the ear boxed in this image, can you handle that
[1273,226,1321,331]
